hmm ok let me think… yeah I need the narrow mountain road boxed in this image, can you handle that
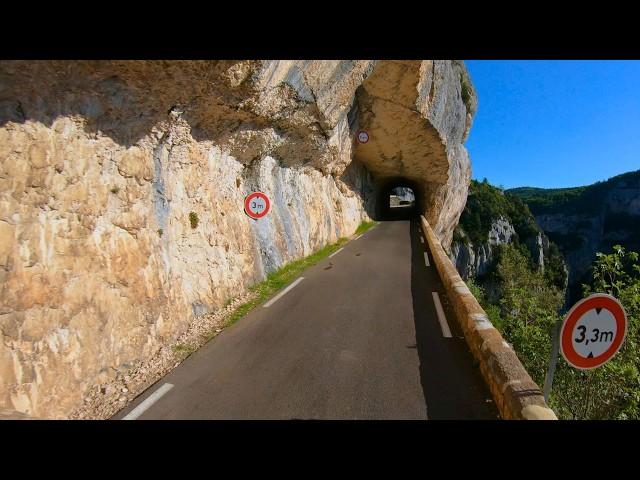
[114,220,498,420]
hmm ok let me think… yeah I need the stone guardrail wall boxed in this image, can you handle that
[421,216,557,420]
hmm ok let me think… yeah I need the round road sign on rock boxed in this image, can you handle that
[560,293,627,370]
[244,192,270,219]
[356,130,369,144]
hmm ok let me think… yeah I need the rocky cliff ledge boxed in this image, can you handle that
[449,180,568,304]
[0,60,474,417]
[450,217,517,279]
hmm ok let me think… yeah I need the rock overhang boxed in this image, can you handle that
[226,60,477,248]
[1,59,476,248]
[350,60,476,247]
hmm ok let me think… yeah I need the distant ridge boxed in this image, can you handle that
[507,169,640,215]
[506,168,640,303]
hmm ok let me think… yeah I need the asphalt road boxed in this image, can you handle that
[115,219,499,420]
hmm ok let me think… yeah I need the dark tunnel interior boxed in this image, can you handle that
[374,177,423,221]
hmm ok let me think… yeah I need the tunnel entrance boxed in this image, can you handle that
[375,178,422,221]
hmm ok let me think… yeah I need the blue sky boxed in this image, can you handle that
[464,60,640,189]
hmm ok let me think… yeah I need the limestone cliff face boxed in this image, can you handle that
[449,180,568,292]
[0,60,474,417]
[452,224,554,281]
[450,217,517,279]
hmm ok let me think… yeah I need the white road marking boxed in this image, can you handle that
[432,292,452,338]
[420,236,424,244]
[263,277,305,308]
[354,234,363,240]
[423,252,430,266]
[122,383,174,420]
[329,247,344,259]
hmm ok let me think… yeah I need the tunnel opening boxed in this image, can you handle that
[374,177,423,221]
[389,186,415,209]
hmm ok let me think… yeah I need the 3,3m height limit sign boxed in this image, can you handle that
[544,292,628,401]
[560,293,627,369]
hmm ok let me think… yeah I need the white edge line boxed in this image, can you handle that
[432,292,452,338]
[420,236,424,244]
[122,383,174,420]
[329,247,344,259]
[263,277,305,308]
[354,234,363,240]
[423,252,430,267]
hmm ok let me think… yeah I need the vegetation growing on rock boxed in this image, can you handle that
[189,212,199,229]
[460,74,473,113]
[453,179,567,290]
[456,179,540,245]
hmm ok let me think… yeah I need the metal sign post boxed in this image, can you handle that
[543,317,562,403]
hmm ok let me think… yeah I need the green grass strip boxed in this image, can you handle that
[355,220,377,235]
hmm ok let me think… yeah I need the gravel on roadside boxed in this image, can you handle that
[68,290,258,420]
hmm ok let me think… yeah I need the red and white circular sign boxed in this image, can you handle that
[244,192,271,219]
[356,130,369,144]
[560,293,627,370]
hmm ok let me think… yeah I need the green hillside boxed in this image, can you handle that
[508,169,640,215]
[454,179,567,291]
[456,179,540,245]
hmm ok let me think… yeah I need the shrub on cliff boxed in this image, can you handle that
[460,74,473,113]
[189,212,199,229]
[488,244,562,383]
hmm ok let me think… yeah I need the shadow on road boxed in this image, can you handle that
[378,205,419,221]
[408,219,499,420]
